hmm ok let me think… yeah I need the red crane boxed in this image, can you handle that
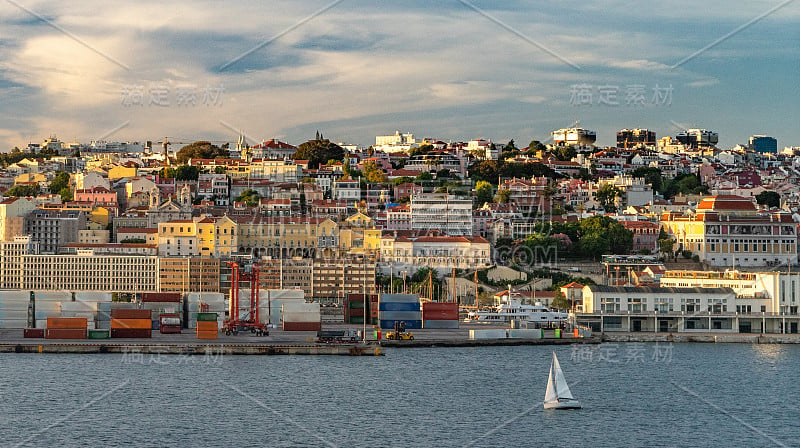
[223,261,269,336]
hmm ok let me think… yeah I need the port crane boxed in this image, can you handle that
[223,261,270,336]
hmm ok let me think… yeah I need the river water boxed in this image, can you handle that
[1,343,798,447]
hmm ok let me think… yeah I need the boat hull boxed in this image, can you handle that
[543,399,582,410]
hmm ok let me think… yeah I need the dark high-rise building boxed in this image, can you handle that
[748,135,777,153]
[616,128,656,148]
[675,129,718,149]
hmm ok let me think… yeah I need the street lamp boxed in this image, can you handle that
[401,270,407,294]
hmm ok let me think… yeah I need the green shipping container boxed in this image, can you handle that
[196,312,218,322]
[88,329,111,339]
[349,316,364,324]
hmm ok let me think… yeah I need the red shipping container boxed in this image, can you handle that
[283,321,322,331]
[111,329,152,338]
[141,292,182,303]
[47,317,87,329]
[24,328,45,338]
[111,318,152,329]
[110,309,151,319]
[45,328,87,339]
[422,303,459,320]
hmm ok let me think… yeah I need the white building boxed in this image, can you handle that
[19,251,159,292]
[380,234,491,271]
[332,179,361,203]
[410,193,473,236]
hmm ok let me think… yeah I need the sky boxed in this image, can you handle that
[0,0,797,152]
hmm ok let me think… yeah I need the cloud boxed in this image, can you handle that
[686,78,721,88]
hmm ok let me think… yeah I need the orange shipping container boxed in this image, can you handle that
[196,321,218,332]
[110,309,151,319]
[196,330,218,340]
[111,318,152,329]
[47,317,88,329]
[45,328,87,339]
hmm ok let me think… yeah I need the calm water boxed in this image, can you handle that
[1,343,799,447]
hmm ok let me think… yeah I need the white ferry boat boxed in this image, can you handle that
[466,290,568,326]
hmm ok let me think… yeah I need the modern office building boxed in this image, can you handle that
[616,128,656,148]
[749,135,777,153]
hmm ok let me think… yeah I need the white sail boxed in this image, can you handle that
[552,352,575,400]
[544,363,557,403]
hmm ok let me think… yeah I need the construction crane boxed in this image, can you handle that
[223,261,270,336]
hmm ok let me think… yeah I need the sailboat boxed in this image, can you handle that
[543,352,581,410]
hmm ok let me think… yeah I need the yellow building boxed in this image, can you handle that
[661,195,797,267]
[108,165,137,180]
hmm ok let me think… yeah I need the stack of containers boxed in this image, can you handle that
[378,294,422,330]
[196,312,218,339]
[238,289,305,327]
[96,302,137,329]
[422,302,459,329]
[141,292,182,330]
[185,293,225,330]
[0,291,31,329]
[34,292,70,328]
[282,302,322,331]
[45,317,87,339]
[345,294,378,325]
[110,309,152,338]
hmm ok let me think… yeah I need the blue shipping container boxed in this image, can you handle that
[378,302,420,312]
[379,319,422,330]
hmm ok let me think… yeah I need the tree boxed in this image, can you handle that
[362,160,387,183]
[494,188,511,204]
[3,184,39,197]
[596,183,621,212]
[175,165,200,181]
[175,141,228,163]
[235,189,260,207]
[551,290,571,310]
[578,216,634,259]
[214,166,226,174]
[469,160,500,183]
[527,140,546,153]
[658,227,675,258]
[630,166,663,193]
[58,187,72,202]
[474,180,494,208]
[48,171,70,194]
[436,169,451,178]
[755,190,780,208]
[293,138,345,169]
[554,146,576,161]
[415,171,433,182]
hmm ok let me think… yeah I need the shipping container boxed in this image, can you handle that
[469,329,508,340]
[378,311,422,321]
[196,312,218,322]
[60,301,99,313]
[110,318,151,329]
[88,329,111,339]
[421,303,459,321]
[196,331,218,340]
[379,319,422,330]
[422,320,459,329]
[378,302,420,312]
[46,317,87,329]
[111,328,152,338]
[196,321,218,332]
[45,328,87,339]
[23,328,45,338]
[34,292,71,302]
[283,321,322,331]
[74,292,112,303]
[141,292,181,303]
[0,319,28,329]
[348,316,364,324]
[379,293,420,303]
[110,309,151,319]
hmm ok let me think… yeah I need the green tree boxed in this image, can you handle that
[630,166,663,193]
[48,171,70,194]
[474,180,494,208]
[175,165,200,181]
[214,166,226,174]
[415,171,433,182]
[551,290,571,310]
[658,227,675,258]
[235,189,260,206]
[554,146,576,161]
[578,216,634,259]
[755,190,780,208]
[4,184,39,197]
[596,183,621,212]
[292,138,345,169]
[362,160,387,183]
[470,160,500,183]
[436,169,451,178]
[175,141,228,163]
[527,140,547,153]
[58,187,72,202]
[494,188,511,204]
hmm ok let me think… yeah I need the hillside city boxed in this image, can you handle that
[2,125,799,333]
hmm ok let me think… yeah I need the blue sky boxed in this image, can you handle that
[0,0,797,151]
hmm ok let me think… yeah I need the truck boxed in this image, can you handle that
[385,331,414,340]
[315,328,362,343]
